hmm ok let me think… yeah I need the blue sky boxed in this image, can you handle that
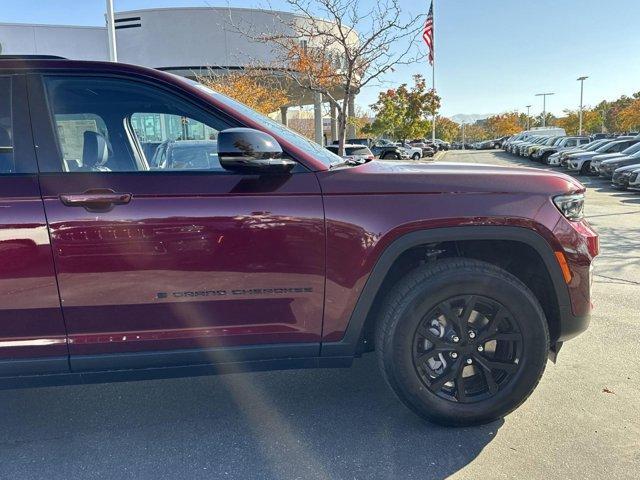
[2,0,640,117]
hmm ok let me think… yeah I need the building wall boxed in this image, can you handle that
[115,7,296,72]
[0,23,108,60]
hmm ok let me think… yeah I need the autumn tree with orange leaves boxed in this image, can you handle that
[198,69,290,115]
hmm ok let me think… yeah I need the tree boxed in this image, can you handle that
[231,0,426,155]
[435,116,460,142]
[197,68,289,115]
[365,75,440,141]
[485,113,522,137]
[618,98,640,132]
[463,123,489,142]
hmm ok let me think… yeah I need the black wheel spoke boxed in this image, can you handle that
[485,332,522,343]
[474,354,518,374]
[481,366,499,394]
[455,364,467,402]
[430,362,459,391]
[477,306,508,343]
[438,302,460,330]
[460,295,477,325]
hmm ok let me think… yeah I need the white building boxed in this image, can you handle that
[0,7,354,143]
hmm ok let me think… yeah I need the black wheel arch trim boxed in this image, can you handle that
[321,225,576,358]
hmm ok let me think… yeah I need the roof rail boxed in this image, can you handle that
[0,55,68,60]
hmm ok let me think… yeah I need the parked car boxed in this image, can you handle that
[597,151,640,179]
[408,141,436,158]
[370,142,410,159]
[475,139,503,150]
[0,56,599,427]
[433,139,451,150]
[150,140,220,170]
[532,136,590,164]
[547,139,612,166]
[524,136,563,159]
[611,163,640,189]
[326,144,375,162]
[587,142,640,174]
[563,139,639,174]
[627,168,640,191]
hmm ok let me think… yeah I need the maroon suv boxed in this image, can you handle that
[0,56,598,426]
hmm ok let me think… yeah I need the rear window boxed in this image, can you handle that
[345,147,371,156]
[0,77,13,173]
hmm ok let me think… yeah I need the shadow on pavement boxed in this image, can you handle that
[0,354,501,479]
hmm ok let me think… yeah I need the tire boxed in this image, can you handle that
[579,161,591,175]
[375,258,549,427]
[541,152,552,165]
[412,152,421,160]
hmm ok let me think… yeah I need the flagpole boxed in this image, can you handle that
[431,0,436,144]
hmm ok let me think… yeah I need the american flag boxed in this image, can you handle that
[423,1,434,65]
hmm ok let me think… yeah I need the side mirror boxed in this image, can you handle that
[218,128,295,174]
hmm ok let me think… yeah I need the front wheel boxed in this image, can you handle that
[579,161,591,175]
[412,152,421,160]
[375,258,549,426]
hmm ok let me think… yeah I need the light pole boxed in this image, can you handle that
[106,0,118,61]
[535,93,554,127]
[577,76,588,135]
[461,123,466,150]
[525,105,532,130]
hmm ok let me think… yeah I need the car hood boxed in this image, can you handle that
[591,153,625,162]
[567,151,599,160]
[321,160,583,195]
[614,162,640,173]
[601,156,640,168]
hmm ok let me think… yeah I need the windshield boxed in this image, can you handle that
[621,142,640,155]
[185,78,343,167]
[585,140,608,150]
[595,141,620,152]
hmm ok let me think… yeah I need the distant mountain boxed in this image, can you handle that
[450,113,493,125]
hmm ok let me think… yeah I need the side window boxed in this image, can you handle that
[565,139,576,147]
[0,77,13,173]
[43,76,230,173]
[130,113,222,171]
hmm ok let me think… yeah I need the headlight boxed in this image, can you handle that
[553,193,585,221]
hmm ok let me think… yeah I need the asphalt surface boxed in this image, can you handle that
[1,149,638,479]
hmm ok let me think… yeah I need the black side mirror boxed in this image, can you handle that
[218,128,296,174]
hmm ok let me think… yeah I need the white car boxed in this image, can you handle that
[398,144,424,160]
[325,144,375,162]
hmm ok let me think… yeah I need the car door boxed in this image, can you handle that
[27,73,325,371]
[0,74,69,376]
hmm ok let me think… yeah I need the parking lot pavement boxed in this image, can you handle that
[1,149,638,480]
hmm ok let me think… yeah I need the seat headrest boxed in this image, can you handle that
[82,131,109,169]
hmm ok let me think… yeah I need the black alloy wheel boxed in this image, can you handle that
[412,295,522,403]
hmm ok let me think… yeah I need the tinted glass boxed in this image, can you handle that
[184,78,343,167]
[44,76,231,173]
[0,77,14,173]
[345,147,371,155]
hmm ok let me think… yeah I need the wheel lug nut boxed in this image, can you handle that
[452,335,460,343]
[466,358,473,365]
[468,331,476,339]
[450,352,458,359]
[477,345,484,352]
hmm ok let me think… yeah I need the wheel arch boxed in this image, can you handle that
[321,226,571,358]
